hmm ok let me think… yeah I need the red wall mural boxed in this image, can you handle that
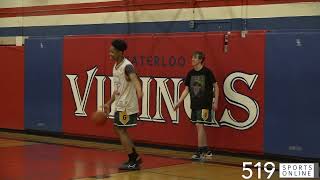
[63,32,265,153]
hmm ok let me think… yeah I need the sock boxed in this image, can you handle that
[199,146,209,153]
[197,147,203,153]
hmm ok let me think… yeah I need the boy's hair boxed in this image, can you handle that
[111,39,127,52]
[192,51,205,63]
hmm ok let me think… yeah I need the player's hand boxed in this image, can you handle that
[103,103,111,117]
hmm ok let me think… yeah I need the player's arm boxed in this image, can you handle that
[174,72,191,111]
[107,91,116,106]
[174,86,189,111]
[126,65,143,99]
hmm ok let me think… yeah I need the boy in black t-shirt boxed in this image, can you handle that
[174,51,219,160]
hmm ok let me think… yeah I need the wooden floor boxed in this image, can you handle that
[0,131,314,180]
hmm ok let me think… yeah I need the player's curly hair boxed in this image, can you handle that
[111,39,127,52]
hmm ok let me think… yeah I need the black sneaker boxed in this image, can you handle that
[191,150,203,161]
[119,161,140,170]
[203,150,213,160]
[119,157,142,170]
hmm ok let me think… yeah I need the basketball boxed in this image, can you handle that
[91,111,107,126]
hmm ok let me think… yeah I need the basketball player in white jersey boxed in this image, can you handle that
[104,39,143,170]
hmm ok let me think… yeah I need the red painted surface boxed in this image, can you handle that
[63,36,109,138]
[63,32,265,153]
[0,0,315,18]
[0,141,188,180]
[0,47,24,130]
[206,32,265,153]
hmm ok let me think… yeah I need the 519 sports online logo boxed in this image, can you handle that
[242,162,319,179]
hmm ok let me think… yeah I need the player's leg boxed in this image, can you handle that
[191,109,213,160]
[114,112,141,170]
[196,123,212,159]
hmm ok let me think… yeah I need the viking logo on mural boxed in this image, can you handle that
[66,67,260,130]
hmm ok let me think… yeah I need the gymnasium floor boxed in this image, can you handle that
[0,131,313,180]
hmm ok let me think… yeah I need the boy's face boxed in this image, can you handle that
[192,55,202,67]
[109,46,122,61]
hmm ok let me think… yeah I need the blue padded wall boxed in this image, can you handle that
[24,37,63,132]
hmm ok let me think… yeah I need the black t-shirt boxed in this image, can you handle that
[184,66,217,110]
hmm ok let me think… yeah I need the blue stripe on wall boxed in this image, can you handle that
[0,19,239,36]
[0,16,319,37]
[0,27,23,36]
[247,16,320,30]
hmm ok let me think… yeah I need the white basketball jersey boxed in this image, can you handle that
[112,58,139,115]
